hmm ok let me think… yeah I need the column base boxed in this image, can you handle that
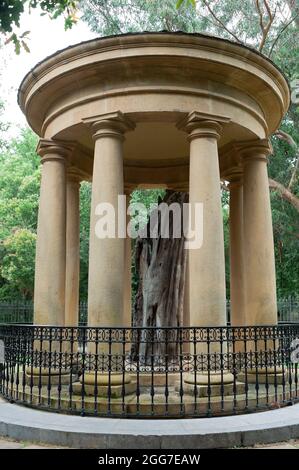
[184,371,234,385]
[180,371,245,397]
[25,367,74,386]
[238,367,287,385]
[73,372,136,398]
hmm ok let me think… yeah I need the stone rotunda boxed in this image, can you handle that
[15,32,292,410]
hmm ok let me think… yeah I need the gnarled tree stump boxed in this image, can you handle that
[131,191,188,365]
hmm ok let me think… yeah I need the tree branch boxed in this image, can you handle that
[268,13,299,57]
[274,130,297,150]
[274,130,299,190]
[202,0,244,44]
[288,156,299,190]
[269,178,299,212]
[255,0,276,51]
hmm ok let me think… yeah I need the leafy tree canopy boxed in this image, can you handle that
[0,0,78,52]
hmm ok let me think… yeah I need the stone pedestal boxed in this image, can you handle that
[73,372,136,398]
[25,367,73,386]
[178,371,245,398]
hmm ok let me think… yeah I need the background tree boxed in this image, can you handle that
[81,0,298,304]
[0,0,78,52]
[0,228,36,299]
[0,128,39,298]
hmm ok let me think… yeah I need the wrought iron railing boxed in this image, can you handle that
[0,324,298,418]
[0,301,33,324]
[0,298,298,325]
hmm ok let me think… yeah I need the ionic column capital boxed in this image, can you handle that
[177,111,230,141]
[67,166,84,185]
[36,139,74,163]
[83,111,135,141]
[225,171,243,189]
[236,139,272,163]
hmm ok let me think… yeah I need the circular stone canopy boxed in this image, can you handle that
[18,32,290,189]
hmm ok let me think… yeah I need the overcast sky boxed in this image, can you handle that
[1,9,96,135]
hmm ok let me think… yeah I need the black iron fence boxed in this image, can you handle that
[0,324,299,418]
[0,301,33,324]
[0,298,298,325]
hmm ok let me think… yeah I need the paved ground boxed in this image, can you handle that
[1,397,299,448]
[0,436,299,449]
[0,437,64,449]
[249,440,299,449]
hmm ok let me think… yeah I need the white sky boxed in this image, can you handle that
[1,8,96,136]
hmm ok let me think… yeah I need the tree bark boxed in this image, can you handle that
[131,191,188,365]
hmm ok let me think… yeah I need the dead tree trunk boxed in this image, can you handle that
[131,191,188,365]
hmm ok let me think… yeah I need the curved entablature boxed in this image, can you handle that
[19,32,289,140]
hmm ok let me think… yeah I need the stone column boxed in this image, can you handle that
[123,189,132,329]
[183,252,190,355]
[27,140,72,386]
[242,141,277,325]
[227,172,246,326]
[86,112,134,329]
[178,113,227,327]
[183,253,190,328]
[65,168,81,327]
[239,141,278,384]
[177,112,234,392]
[34,139,71,326]
[79,112,135,397]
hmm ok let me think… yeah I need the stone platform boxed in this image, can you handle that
[0,397,299,448]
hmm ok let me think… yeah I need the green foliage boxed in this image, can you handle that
[130,188,166,303]
[80,0,201,35]
[79,181,91,300]
[0,0,78,53]
[0,128,39,299]
[0,101,9,151]
[130,188,166,231]
[0,228,36,299]
[0,128,40,238]
[0,0,25,32]
[270,120,299,297]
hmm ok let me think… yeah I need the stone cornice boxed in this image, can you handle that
[18,33,290,112]
[19,33,290,138]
